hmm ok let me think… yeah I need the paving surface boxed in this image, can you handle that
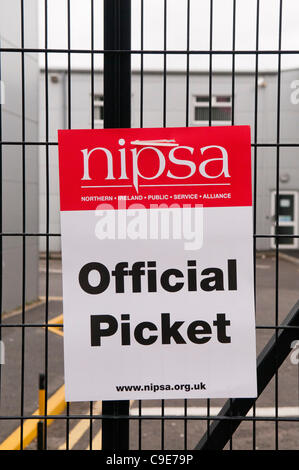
[0,254,299,450]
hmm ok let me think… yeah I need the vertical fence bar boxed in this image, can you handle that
[89,0,95,450]
[229,0,237,451]
[252,0,260,450]
[162,0,167,127]
[140,0,144,130]
[65,0,72,449]
[43,0,50,450]
[20,0,26,449]
[0,38,2,401]
[275,0,283,450]
[102,0,131,451]
[161,0,167,451]
[207,0,213,442]
[231,0,236,126]
[138,0,144,450]
[184,0,191,451]
[0,38,2,409]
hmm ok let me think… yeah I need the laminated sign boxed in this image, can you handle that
[58,126,257,401]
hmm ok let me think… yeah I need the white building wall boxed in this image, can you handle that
[0,0,39,312]
[38,69,299,253]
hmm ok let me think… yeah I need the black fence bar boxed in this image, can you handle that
[101,0,131,451]
[4,47,299,55]
[103,0,131,129]
[20,0,26,449]
[0,36,2,407]
[274,0,283,451]
[89,0,95,449]
[252,0,260,450]
[64,0,71,450]
[195,298,299,450]
[0,34,2,384]
[0,413,298,422]
[43,0,50,450]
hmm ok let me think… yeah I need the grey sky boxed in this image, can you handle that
[38,0,299,71]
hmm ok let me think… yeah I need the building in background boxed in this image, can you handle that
[0,0,39,312]
[39,68,299,253]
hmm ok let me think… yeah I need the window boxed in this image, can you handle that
[94,93,104,127]
[193,95,232,125]
[270,191,298,249]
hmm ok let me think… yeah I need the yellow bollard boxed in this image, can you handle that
[37,374,46,450]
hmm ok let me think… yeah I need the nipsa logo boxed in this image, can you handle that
[80,139,231,193]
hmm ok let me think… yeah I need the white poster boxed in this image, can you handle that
[58,125,257,401]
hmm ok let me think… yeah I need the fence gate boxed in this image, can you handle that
[0,0,299,452]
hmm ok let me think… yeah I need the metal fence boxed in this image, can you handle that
[0,0,299,451]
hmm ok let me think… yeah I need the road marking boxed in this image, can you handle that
[58,401,102,450]
[59,418,92,450]
[84,401,134,450]
[88,402,103,451]
[130,406,299,417]
[2,299,46,320]
[39,296,63,301]
[256,264,270,269]
[86,402,103,450]
[47,313,63,337]
[89,428,102,450]
[39,268,62,274]
[279,252,299,266]
[0,385,66,450]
